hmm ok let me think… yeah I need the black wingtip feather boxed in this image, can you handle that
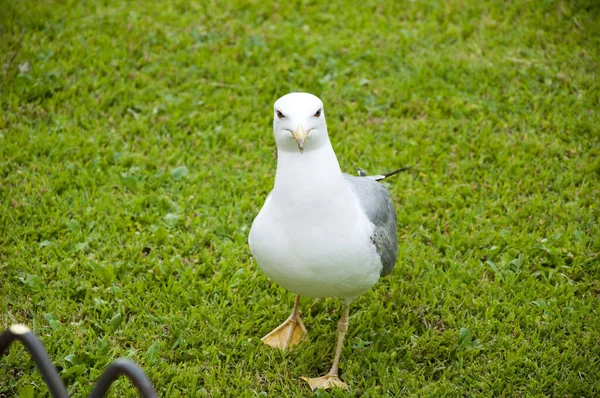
[375,164,419,181]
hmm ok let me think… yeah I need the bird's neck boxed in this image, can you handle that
[273,141,345,198]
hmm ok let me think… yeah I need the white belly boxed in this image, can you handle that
[248,194,383,299]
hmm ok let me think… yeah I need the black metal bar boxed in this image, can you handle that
[89,359,158,398]
[2,325,159,398]
[0,324,70,398]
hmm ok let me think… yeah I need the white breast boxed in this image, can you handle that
[249,186,383,299]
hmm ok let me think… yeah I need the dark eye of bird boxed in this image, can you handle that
[276,110,285,119]
[314,109,322,117]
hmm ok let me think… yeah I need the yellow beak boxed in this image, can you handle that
[291,124,309,153]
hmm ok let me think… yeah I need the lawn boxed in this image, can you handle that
[1,0,599,396]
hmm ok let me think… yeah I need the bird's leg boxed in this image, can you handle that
[261,294,307,350]
[301,303,350,390]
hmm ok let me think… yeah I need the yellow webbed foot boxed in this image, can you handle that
[261,315,307,350]
[300,374,348,391]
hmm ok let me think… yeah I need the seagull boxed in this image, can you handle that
[248,92,402,390]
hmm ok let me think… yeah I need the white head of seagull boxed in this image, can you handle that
[273,92,326,154]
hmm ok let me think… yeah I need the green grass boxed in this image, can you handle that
[1,0,599,396]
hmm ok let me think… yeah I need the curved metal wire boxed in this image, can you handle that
[1,324,158,398]
[0,324,70,398]
[89,359,158,398]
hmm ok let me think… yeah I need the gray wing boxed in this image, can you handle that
[343,174,398,276]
